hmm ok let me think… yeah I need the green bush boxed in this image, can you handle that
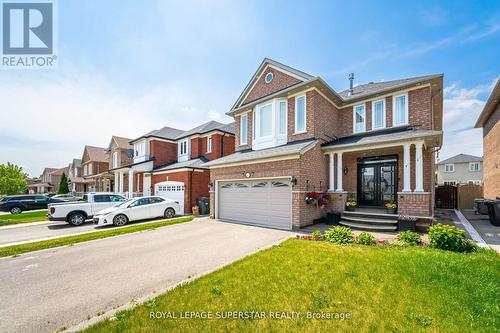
[428,224,476,252]
[324,226,354,244]
[311,230,323,241]
[357,232,374,245]
[397,231,421,246]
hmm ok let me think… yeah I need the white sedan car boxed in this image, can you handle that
[93,196,180,227]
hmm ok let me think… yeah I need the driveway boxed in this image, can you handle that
[460,209,500,252]
[0,219,293,333]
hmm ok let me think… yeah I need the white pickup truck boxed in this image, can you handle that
[48,193,127,226]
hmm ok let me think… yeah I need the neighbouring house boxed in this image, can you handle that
[204,58,443,230]
[475,79,500,199]
[27,167,57,194]
[110,120,235,214]
[67,158,91,194]
[81,146,112,192]
[49,166,70,193]
[107,135,134,194]
[436,154,483,186]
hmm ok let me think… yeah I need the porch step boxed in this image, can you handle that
[342,216,398,225]
[342,210,398,220]
[339,221,397,232]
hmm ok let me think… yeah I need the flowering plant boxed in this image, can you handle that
[305,192,330,208]
[346,198,357,207]
[385,200,397,209]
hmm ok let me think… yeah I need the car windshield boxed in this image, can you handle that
[117,199,135,207]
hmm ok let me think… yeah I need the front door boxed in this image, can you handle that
[357,157,397,207]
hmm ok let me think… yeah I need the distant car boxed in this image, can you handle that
[93,196,180,227]
[52,194,81,202]
[0,195,65,214]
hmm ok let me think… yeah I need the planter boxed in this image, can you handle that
[345,206,355,212]
[386,208,397,215]
[326,212,341,225]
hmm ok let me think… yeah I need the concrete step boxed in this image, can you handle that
[342,210,398,220]
[342,216,398,225]
[340,220,398,231]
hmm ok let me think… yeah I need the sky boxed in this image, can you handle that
[0,0,499,176]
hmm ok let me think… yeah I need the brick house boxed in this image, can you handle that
[67,158,91,194]
[107,136,134,193]
[475,79,500,199]
[49,166,70,193]
[81,146,112,192]
[204,58,443,230]
[110,121,235,214]
[27,167,57,194]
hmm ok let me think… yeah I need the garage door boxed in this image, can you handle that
[155,181,185,214]
[218,179,292,230]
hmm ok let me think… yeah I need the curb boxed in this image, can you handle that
[454,209,489,248]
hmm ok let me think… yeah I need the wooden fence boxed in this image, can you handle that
[435,184,483,209]
[457,184,484,209]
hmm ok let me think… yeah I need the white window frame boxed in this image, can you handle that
[256,101,274,139]
[371,99,386,130]
[353,103,366,133]
[469,162,480,172]
[445,164,455,173]
[444,181,457,186]
[178,138,190,162]
[392,93,409,126]
[88,163,93,175]
[112,151,118,168]
[294,94,307,134]
[240,113,248,145]
[278,99,288,135]
[207,136,212,153]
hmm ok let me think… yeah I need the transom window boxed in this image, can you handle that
[372,99,386,129]
[445,164,455,173]
[295,94,306,133]
[272,181,290,187]
[252,182,267,188]
[393,94,408,126]
[469,162,480,172]
[240,113,248,145]
[353,104,366,133]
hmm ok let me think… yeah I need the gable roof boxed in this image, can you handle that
[83,145,109,163]
[152,157,209,173]
[175,121,235,140]
[49,166,69,176]
[42,167,58,175]
[110,136,133,149]
[475,78,500,128]
[231,58,315,110]
[437,154,483,165]
[131,126,185,143]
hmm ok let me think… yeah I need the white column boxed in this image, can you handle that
[119,172,124,194]
[336,152,343,192]
[403,144,411,192]
[415,142,424,192]
[128,171,134,198]
[114,173,119,193]
[328,153,335,191]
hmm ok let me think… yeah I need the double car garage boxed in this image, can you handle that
[216,178,292,230]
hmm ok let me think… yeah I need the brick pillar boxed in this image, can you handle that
[209,191,215,219]
[330,191,348,213]
[397,192,432,217]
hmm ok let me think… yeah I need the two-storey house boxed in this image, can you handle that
[204,58,443,230]
[67,158,90,194]
[110,121,235,214]
[81,145,112,192]
[436,154,483,186]
[107,136,133,194]
[27,167,57,194]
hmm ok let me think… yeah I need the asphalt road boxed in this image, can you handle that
[0,219,292,333]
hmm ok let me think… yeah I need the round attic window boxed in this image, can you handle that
[265,72,273,83]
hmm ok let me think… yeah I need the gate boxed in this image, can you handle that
[435,185,458,209]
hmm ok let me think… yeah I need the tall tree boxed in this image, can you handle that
[0,163,28,195]
[58,173,69,194]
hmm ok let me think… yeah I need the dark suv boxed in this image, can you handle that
[0,195,65,214]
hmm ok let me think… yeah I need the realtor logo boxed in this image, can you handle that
[1,1,57,68]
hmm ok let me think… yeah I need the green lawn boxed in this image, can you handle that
[0,216,194,257]
[84,240,499,333]
[0,210,48,226]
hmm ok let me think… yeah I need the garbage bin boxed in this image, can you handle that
[196,197,210,215]
[326,212,341,225]
[485,200,500,226]
[474,199,489,215]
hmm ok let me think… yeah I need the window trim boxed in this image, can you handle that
[445,163,455,173]
[240,113,248,145]
[371,99,386,130]
[256,101,274,139]
[294,94,307,134]
[278,99,288,135]
[207,136,212,153]
[469,162,480,172]
[392,93,409,126]
[353,103,366,133]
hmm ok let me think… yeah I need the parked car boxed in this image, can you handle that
[47,193,127,226]
[0,195,65,214]
[93,196,180,227]
[52,194,82,202]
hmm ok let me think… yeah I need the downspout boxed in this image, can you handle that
[220,134,224,158]
[189,170,193,214]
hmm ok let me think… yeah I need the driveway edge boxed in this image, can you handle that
[454,209,489,248]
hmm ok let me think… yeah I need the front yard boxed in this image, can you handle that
[84,239,499,333]
[0,210,48,226]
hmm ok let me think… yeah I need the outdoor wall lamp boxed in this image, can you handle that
[291,176,298,186]
[243,172,254,178]
[344,167,349,175]
[208,181,214,188]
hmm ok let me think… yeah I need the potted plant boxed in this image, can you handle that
[385,200,397,214]
[326,210,341,225]
[305,192,319,205]
[345,198,357,211]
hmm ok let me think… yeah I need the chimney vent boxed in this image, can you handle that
[348,73,354,96]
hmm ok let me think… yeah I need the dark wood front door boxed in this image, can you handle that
[357,157,398,207]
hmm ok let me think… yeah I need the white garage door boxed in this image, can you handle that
[218,179,292,230]
[155,181,185,215]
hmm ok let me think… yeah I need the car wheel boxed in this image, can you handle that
[113,214,128,226]
[68,213,86,226]
[10,206,22,214]
[164,208,175,219]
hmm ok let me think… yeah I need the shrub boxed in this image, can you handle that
[324,226,354,244]
[428,224,476,252]
[311,230,323,241]
[357,232,374,245]
[398,231,421,246]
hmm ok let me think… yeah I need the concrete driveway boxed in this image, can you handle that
[0,219,293,333]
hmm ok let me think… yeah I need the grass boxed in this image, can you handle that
[83,239,499,333]
[0,216,194,257]
[0,210,48,226]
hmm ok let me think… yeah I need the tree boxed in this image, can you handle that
[58,173,69,194]
[0,163,28,195]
